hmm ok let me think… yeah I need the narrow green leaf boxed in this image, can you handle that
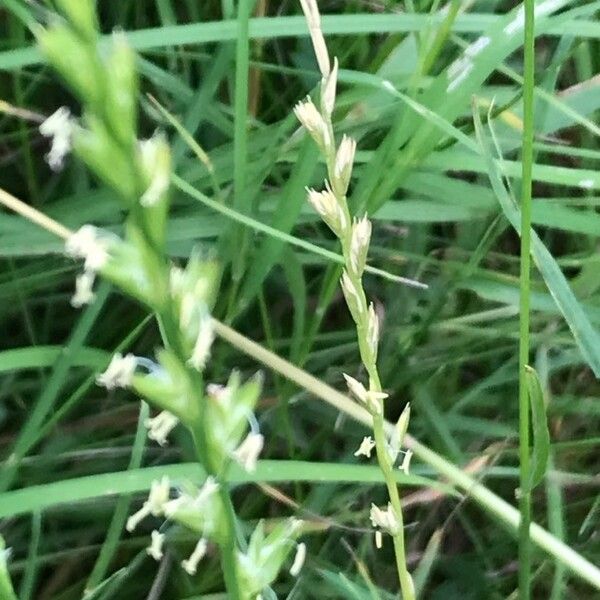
[0,460,455,519]
[524,365,550,492]
[413,529,443,596]
[473,108,600,376]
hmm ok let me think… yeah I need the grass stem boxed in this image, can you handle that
[518,0,536,597]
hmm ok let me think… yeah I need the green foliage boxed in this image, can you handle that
[0,0,599,598]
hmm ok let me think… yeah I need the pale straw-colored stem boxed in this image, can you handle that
[0,187,72,240]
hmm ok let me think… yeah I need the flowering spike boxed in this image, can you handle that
[333,134,356,196]
[366,302,380,361]
[306,186,347,237]
[96,353,137,390]
[340,270,363,323]
[348,216,371,278]
[294,98,331,151]
[320,57,338,118]
[299,0,330,77]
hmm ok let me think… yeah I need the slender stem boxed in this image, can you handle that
[159,310,244,598]
[372,416,414,599]
[0,187,71,240]
[518,0,535,597]
[226,0,252,318]
[218,489,244,600]
[191,430,243,600]
[342,254,414,600]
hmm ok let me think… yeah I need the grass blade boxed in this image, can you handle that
[0,461,453,519]
[85,403,150,593]
[472,109,600,377]
[524,365,550,492]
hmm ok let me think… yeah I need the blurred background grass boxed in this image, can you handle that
[0,0,599,598]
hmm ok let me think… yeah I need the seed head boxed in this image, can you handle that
[349,216,371,278]
[320,57,338,118]
[332,134,356,196]
[294,98,331,150]
[306,186,347,237]
[366,302,379,361]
